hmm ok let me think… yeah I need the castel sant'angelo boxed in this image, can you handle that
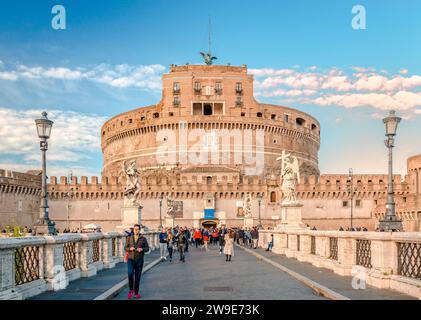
[2,55,420,232]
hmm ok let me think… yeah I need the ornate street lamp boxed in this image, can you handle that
[34,112,56,235]
[257,194,263,229]
[378,110,403,232]
[347,168,354,230]
[159,194,163,230]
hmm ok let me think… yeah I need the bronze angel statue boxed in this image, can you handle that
[200,52,217,65]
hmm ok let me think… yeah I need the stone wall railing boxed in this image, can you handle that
[258,230,421,299]
[0,231,160,300]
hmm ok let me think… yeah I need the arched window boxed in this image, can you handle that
[270,191,276,203]
[206,176,212,185]
[296,117,305,126]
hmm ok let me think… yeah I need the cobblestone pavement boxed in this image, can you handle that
[113,243,326,300]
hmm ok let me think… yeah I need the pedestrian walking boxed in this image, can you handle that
[193,228,202,248]
[177,227,187,262]
[251,227,259,249]
[202,229,209,251]
[223,230,235,262]
[159,228,168,261]
[218,225,227,255]
[184,227,190,252]
[125,224,149,299]
[167,232,174,262]
[212,229,219,246]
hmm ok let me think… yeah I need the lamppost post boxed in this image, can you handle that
[347,168,354,230]
[34,112,55,235]
[159,194,163,230]
[257,194,263,229]
[66,170,73,231]
[378,110,403,232]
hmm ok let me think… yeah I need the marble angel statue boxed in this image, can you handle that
[277,152,300,204]
[122,159,141,207]
[243,193,252,218]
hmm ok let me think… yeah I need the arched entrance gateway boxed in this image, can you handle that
[201,219,218,229]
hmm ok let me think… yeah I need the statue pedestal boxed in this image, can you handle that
[243,217,254,228]
[116,205,142,231]
[276,202,308,231]
[165,217,174,228]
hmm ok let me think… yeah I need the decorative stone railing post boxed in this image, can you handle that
[336,235,356,276]
[271,233,284,254]
[117,234,126,261]
[313,235,329,268]
[258,231,266,248]
[294,233,307,262]
[367,236,398,289]
[299,234,312,258]
[0,245,21,299]
[285,233,298,258]
[43,235,81,291]
[101,233,116,269]
[79,234,97,278]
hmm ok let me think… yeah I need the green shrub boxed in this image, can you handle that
[13,226,21,238]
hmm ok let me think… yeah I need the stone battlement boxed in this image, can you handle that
[0,169,42,192]
[169,64,248,74]
[47,172,411,201]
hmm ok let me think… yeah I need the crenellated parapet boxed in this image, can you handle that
[48,175,124,200]
[296,173,410,200]
[0,169,41,195]
[47,171,413,202]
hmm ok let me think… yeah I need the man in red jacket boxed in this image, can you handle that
[193,228,202,248]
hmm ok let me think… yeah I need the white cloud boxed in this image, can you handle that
[0,71,18,81]
[313,91,421,110]
[252,65,421,115]
[0,61,166,91]
[322,75,353,91]
[0,107,107,175]
[249,68,295,77]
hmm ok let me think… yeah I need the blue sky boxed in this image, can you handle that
[0,0,420,177]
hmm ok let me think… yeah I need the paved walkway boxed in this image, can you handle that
[28,242,415,300]
[113,243,326,300]
[29,250,161,300]
[239,245,415,300]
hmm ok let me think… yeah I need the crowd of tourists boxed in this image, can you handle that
[338,226,369,231]
[124,224,265,299]
[157,225,236,262]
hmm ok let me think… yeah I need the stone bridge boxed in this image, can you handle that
[0,230,420,300]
